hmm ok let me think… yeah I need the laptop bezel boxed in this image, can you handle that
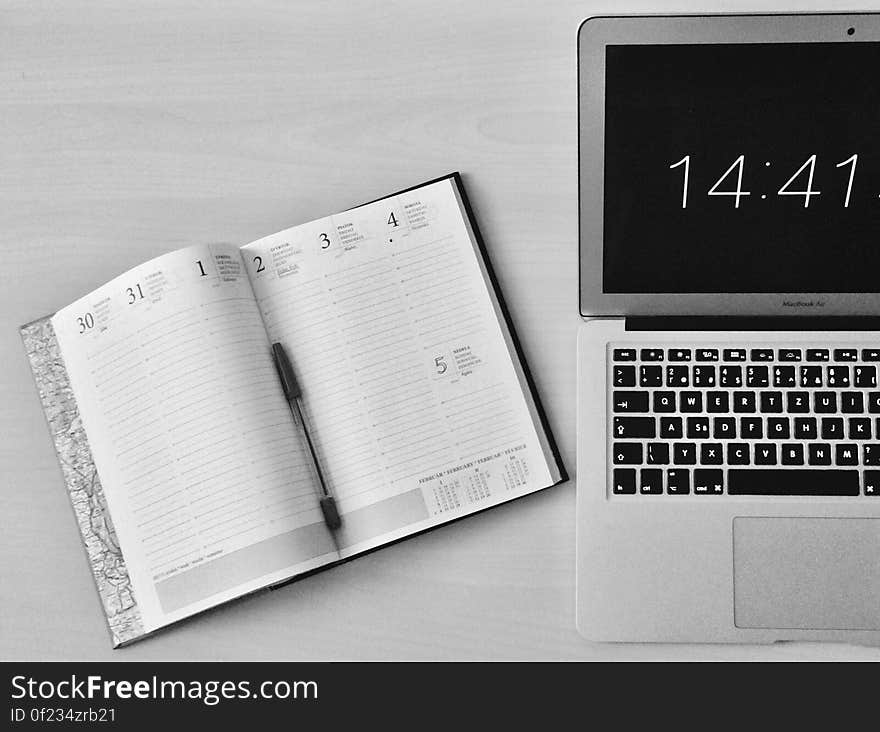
[578,12,880,317]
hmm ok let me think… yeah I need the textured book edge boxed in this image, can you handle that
[21,316,146,648]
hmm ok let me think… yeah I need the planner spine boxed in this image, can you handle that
[21,316,145,647]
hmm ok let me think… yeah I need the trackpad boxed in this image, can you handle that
[733,517,880,630]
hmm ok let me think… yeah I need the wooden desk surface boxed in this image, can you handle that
[3,0,879,660]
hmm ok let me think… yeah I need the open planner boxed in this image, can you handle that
[21,173,565,646]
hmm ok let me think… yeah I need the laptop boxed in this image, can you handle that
[576,13,880,643]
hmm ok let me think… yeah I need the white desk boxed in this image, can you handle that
[3,0,879,660]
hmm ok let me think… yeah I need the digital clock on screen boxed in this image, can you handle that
[668,154,865,209]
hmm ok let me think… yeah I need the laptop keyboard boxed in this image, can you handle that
[609,345,880,497]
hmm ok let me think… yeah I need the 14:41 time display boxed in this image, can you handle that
[668,154,862,209]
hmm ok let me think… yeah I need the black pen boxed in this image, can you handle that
[271,342,341,530]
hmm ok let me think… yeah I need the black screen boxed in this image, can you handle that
[603,42,880,293]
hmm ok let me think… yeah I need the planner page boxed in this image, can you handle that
[242,176,561,558]
[50,244,339,634]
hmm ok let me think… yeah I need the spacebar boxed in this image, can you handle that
[728,469,860,496]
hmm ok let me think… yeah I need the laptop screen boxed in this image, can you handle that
[603,42,880,294]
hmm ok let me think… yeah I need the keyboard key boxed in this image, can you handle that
[727,443,750,465]
[774,366,796,387]
[821,417,844,439]
[713,417,736,439]
[808,443,832,465]
[653,391,676,413]
[794,417,818,440]
[827,366,850,387]
[694,468,723,495]
[781,443,805,465]
[835,443,858,466]
[767,417,790,439]
[760,392,783,413]
[786,391,809,413]
[841,392,864,414]
[719,365,743,387]
[679,392,703,413]
[754,443,778,465]
[613,365,636,387]
[660,417,683,438]
[800,366,823,387]
[612,468,636,494]
[849,418,871,440]
[740,417,763,439]
[666,365,689,387]
[700,443,723,465]
[640,365,662,387]
[747,365,769,387]
[706,391,729,413]
[646,442,670,465]
[673,443,696,465]
[686,417,710,439]
[607,344,880,500]
[814,392,837,413]
[728,469,859,496]
[639,468,663,495]
[666,469,690,494]
[855,366,877,388]
[613,391,649,412]
[614,416,656,439]
[613,443,643,464]
[692,365,716,387]
[864,444,880,466]
[733,391,756,413]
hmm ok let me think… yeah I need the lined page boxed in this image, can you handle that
[242,177,558,557]
[51,245,338,633]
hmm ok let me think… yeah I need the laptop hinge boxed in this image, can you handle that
[625,316,880,332]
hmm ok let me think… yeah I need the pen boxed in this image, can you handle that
[271,342,342,531]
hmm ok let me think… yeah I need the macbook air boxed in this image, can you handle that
[577,13,880,642]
